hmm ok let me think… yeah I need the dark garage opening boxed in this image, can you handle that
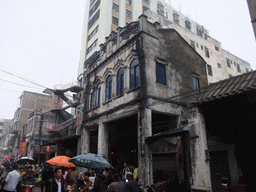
[108,114,138,172]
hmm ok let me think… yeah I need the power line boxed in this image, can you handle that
[0,79,43,89]
[0,68,48,89]
[0,88,21,93]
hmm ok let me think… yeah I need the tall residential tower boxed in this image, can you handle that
[78,0,251,84]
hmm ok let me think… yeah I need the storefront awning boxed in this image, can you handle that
[146,126,189,144]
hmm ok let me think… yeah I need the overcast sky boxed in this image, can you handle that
[0,0,255,119]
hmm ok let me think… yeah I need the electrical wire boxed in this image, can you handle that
[0,68,48,89]
[0,88,21,93]
[0,79,43,89]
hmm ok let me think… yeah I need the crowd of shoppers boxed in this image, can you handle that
[0,159,141,192]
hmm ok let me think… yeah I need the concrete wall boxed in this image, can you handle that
[188,107,212,191]
[145,10,252,84]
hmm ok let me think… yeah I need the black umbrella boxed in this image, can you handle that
[68,153,113,170]
[16,157,35,164]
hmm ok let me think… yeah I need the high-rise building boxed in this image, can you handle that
[78,0,251,84]
[78,0,167,78]
[247,0,256,40]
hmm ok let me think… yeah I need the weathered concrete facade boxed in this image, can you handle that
[81,15,212,191]
[145,10,252,83]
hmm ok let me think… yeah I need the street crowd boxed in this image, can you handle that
[0,159,141,192]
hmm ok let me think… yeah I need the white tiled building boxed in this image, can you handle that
[78,0,251,84]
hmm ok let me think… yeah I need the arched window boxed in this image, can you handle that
[95,83,101,106]
[130,59,140,89]
[88,88,94,109]
[117,68,124,96]
[106,75,112,101]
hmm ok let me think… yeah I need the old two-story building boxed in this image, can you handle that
[80,14,210,191]
[79,14,256,192]
[25,110,57,163]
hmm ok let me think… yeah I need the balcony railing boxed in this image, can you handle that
[54,81,79,90]
[48,118,75,132]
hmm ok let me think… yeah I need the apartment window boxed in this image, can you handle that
[156,62,166,85]
[190,40,195,49]
[112,16,119,25]
[226,58,231,68]
[106,75,112,101]
[157,3,164,16]
[185,20,191,30]
[237,64,241,73]
[197,25,203,37]
[229,74,232,78]
[87,39,98,54]
[127,0,132,5]
[76,104,84,115]
[217,63,222,68]
[246,68,249,73]
[90,0,96,7]
[143,6,149,13]
[215,46,219,51]
[88,25,99,42]
[126,10,132,19]
[88,88,94,110]
[88,10,100,30]
[117,68,124,96]
[207,64,213,76]
[130,59,140,89]
[89,0,100,17]
[193,77,200,94]
[201,45,203,50]
[173,13,179,24]
[113,3,119,12]
[205,47,210,58]
[95,83,101,106]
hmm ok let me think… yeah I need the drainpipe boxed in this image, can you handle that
[39,112,43,165]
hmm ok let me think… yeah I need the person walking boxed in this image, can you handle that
[78,172,92,192]
[49,167,66,192]
[2,164,20,192]
[106,173,126,192]
[92,169,107,192]
[125,172,142,192]
[122,163,130,181]
[41,164,54,192]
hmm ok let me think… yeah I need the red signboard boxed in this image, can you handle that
[19,142,27,155]
[49,124,53,131]
[46,146,51,152]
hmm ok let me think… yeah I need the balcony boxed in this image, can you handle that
[48,118,75,132]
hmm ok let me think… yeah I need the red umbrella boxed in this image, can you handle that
[46,156,75,167]
[4,155,9,160]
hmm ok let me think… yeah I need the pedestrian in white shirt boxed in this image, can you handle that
[3,164,20,192]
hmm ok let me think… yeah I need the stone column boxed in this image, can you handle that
[98,122,108,160]
[124,66,129,92]
[138,107,153,187]
[112,75,116,98]
[188,106,212,191]
[81,127,90,154]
